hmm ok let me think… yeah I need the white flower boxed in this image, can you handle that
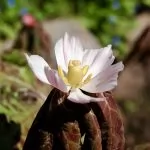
[25,33,124,103]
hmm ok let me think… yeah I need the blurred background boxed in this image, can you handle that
[1,0,150,149]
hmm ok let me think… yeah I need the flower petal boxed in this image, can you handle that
[81,62,124,93]
[25,54,50,84]
[55,33,71,72]
[68,88,105,103]
[55,33,84,73]
[44,66,69,93]
[70,36,84,61]
[82,45,115,78]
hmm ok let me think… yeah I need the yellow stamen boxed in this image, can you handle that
[69,60,81,66]
[67,60,83,87]
[83,73,92,84]
[58,66,68,84]
[82,65,89,76]
[58,60,92,88]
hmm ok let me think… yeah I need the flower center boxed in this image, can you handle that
[67,60,84,87]
[58,60,92,88]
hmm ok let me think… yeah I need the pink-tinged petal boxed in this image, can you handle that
[70,36,84,61]
[81,62,124,93]
[83,45,115,78]
[68,88,105,103]
[25,54,50,84]
[55,33,84,72]
[44,67,69,93]
[82,49,100,66]
[55,33,71,73]
[63,33,72,64]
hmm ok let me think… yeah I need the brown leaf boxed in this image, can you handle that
[39,130,53,150]
[23,89,125,150]
[91,92,125,150]
[80,110,102,150]
[23,88,61,150]
[23,88,82,150]
[59,122,81,150]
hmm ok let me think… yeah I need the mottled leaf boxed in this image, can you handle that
[80,110,102,150]
[59,122,81,150]
[91,92,125,150]
[23,89,125,150]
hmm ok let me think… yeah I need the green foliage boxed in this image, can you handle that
[0,0,146,58]
[2,50,26,66]
[19,66,34,85]
[1,49,35,85]
[0,70,42,149]
[78,0,138,58]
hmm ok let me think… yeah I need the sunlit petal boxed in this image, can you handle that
[81,62,124,93]
[25,33,124,104]
[44,67,69,93]
[68,88,105,103]
[70,36,84,61]
[25,54,50,84]
[83,45,114,78]
[55,33,71,72]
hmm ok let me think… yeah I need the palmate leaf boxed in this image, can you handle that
[23,89,125,150]
[90,92,125,150]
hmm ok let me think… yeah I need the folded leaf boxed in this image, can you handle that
[23,89,125,150]
[90,92,125,150]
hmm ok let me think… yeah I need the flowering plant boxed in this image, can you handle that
[25,33,124,103]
